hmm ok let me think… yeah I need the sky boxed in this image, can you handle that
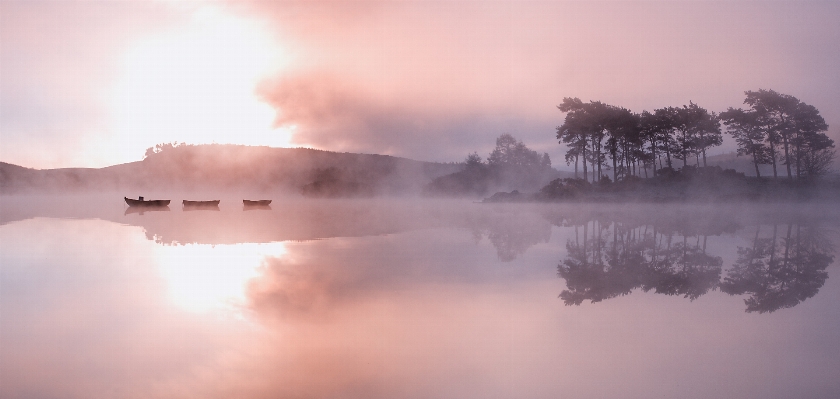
[1,0,839,169]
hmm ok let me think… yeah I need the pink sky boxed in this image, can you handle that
[1,0,838,169]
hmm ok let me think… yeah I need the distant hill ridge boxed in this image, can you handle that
[0,144,462,195]
[702,152,839,178]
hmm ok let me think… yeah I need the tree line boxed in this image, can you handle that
[557,89,835,182]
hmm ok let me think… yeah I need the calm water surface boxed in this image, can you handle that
[1,196,839,398]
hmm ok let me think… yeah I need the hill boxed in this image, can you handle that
[704,152,839,178]
[0,145,461,195]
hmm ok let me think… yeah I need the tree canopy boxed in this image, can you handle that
[558,90,833,181]
[720,89,834,179]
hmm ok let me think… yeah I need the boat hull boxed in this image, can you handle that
[243,200,272,206]
[182,200,221,206]
[125,197,170,207]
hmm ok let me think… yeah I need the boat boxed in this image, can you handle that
[243,199,272,206]
[125,196,170,207]
[182,200,221,206]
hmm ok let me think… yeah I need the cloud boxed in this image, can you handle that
[2,0,838,168]
[257,71,555,162]
[243,0,840,163]
[0,0,187,168]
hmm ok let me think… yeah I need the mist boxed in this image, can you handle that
[3,195,840,398]
[4,1,840,397]
[3,1,840,168]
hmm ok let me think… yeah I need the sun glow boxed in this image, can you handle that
[111,5,291,163]
[155,241,288,314]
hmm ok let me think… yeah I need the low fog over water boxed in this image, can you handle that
[4,1,840,396]
[2,195,839,398]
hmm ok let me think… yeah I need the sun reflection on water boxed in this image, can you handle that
[154,242,287,314]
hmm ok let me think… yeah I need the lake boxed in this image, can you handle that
[1,196,839,398]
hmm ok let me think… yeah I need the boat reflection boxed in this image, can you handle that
[183,204,220,211]
[243,204,272,211]
[124,205,170,215]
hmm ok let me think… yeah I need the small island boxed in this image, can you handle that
[427,89,838,203]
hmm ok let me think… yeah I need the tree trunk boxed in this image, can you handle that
[782,135,792,180]
[582,146,588,183]
[612,154,617,182]
[650,139,658,176]
[770,224,777,266]
[596,139,602,182]
[702,148,707,167]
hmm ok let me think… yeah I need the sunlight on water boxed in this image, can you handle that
[2,198,839,398]
[154,241,288,314]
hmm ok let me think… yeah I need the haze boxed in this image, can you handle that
[2,0,838,169]
[2,196,840,398]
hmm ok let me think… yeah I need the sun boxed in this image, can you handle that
[110,5,291,163]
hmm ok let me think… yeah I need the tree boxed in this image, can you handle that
[791,102,833,178]
[144,142,181,159]
[664,102,722,169]
[487,134,551,171]
[686,104,722,167]
[639,110,666,176]
[743,89,801,179]
[604,107,640,181]
[671,106,695,168]
[720,107,770,178]
[464,152,484,171]
[557,101,590,180]
[651,107,679,170]
[558,98,635,182]
[727,89,834,179]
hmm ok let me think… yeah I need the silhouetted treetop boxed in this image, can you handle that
[488,134,551,170]
[556,90,832,183]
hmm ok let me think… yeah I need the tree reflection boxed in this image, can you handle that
[556,211,834,313]
[470,211,551,262]
[558,219,722,305]
[720,223,834,313]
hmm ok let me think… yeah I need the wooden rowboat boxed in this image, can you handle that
[243,199,272,206]
[125,197,170,207]
[182,200,221,206]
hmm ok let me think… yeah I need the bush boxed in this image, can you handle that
[539,178,590,200]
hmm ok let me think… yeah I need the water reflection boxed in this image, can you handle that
[2,198,840,398]
[553,210,835,312]
[124,205,170,215]
[182,204,220,211]
[721,223,834,313]
[467,209,552,261]
[155,242,287,313]
[243,204,272,211]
